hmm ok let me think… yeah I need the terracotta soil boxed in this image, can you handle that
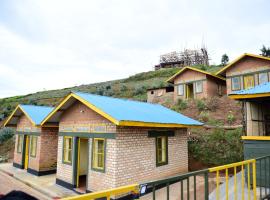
[180,96,242,126]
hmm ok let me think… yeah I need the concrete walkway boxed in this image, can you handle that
[0,163,78,199]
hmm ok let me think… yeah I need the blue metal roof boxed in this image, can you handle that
[20,105,54,125]
[74,92,203,126]
[231,82,270,95]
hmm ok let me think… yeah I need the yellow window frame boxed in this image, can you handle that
[63,136,73,164]
[92,138,105,171]
[30,136,38,157]
[244,74,255,89]
[17,135,23,153]
[156,136,168,166]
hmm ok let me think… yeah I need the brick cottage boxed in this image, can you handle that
[216,53,270,94]
[4,105,58,176]
[41,92,202,192]
[167,66,226,102]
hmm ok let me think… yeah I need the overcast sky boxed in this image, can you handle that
[0,0,269,98]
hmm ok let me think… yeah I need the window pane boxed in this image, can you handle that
[30,136,37,157]
[17,135,23,153]
[63,137,72,163]
[259,73,268,85]
[156,136,167,165]
[93,139,105,170]
[232,77,241,90]
[195,81,203,93]
[244,75,254,89]
[178,85,184,96]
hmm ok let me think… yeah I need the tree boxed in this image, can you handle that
[260,45,270,57]
[221,54,229,66]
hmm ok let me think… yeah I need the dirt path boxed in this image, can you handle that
[0,171,51,200]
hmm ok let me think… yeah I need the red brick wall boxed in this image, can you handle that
[39,127,58,171]
[14,115,58,172]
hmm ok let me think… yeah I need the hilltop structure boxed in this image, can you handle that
[154,48,209,70]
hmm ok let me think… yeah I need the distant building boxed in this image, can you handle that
[216,53,270,95]
[147,86,174,103]
[155,48,209,70]
[167,66,226,102]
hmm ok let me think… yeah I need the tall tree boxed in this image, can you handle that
[260,45,270,57]
[221,54,229,66]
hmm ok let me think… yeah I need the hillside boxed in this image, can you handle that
[0,64,226,122]
[0,68,179,121]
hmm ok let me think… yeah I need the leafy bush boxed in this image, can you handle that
[0,128,15,144]
[133,86,147,96]
[227,111,236,125]
[206,97,219,111]
[172,99,188,111]
[189,128,243,166]
[199,111,209,122]
[196,99,207,111]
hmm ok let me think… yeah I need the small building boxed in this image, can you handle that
[147,86,174,103]
[216,53,270,95]
[41,92,202,192]
[4,105,58,176]
[229,82,270,185]
[167,66,226,102]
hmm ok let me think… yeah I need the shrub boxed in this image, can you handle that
[206,97,219,111]
[133,86,147,96]
[199,111,209,122]
[172,99,188,111]
[0,128,15,144]
[196,99,207,111]
[227,111,236,125]
[188,128,243,166]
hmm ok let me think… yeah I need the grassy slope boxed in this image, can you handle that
[0,68,182,120]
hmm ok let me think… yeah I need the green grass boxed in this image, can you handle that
[0,68,180,121]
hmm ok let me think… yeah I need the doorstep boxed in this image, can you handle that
[0,163,78,199]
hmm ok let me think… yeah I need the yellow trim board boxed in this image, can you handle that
[229,92,270,99]
[118,121,202,128]
[3,105,36,127]
[41,92,202,128]
[242,136,270,141]
[41,93,120,126]
[166,66,225,83]
[216,53,270,76]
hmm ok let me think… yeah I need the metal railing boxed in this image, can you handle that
[61,155,270,200]
[61,184,139,200]
[209,159,257,200]
[139,169,209,200]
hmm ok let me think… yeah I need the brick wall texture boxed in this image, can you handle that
[14,114,58,172]
[57,101,189,192]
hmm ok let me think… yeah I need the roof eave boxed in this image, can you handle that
[229,92,270,100]
[118,120,202,128]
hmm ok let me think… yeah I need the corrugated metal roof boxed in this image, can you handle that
[20,105,54,125]
[231,82,270,95]
[74,92,203,126]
